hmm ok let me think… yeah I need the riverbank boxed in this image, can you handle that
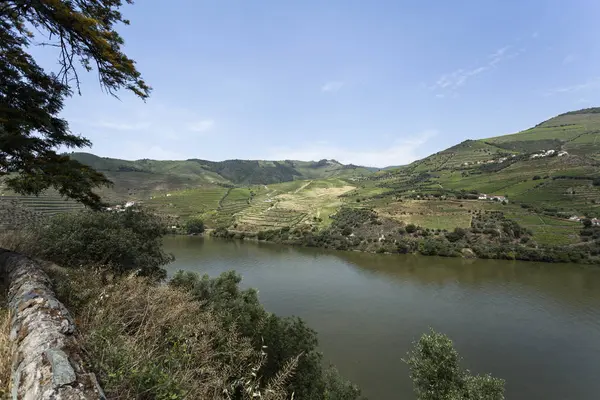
[210,208,600,265]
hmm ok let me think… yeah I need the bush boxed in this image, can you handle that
[28,208,172,279]
[169,270,364,400]
[405,330,505,400]
[68,272,294,400]
[446,227,467,243]
[185,217,205,234]
[406,224,418,234]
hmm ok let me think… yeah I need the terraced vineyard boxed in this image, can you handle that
[145,187,228,220]
[0,195,84,229]
[236,206,308,232]
[208,188,253,227]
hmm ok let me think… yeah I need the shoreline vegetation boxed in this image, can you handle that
[0,208,506,399]
[209,207,600,266]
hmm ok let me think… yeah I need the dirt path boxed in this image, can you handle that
[294,180,313,194]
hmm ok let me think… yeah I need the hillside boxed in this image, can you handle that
[67,153,373,202]
[162,107,599,263]
[3,108,599,260]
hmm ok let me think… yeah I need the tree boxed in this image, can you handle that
[29,208,173,278]
[185,217,205,234]
[404,330,505,400]
[1,1,149,208]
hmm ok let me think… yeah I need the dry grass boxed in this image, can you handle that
[0,309,11,399]
[49,269,296,400]
[0,230,38,255]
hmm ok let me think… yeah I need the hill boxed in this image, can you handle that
[189,107,598,264]
[67,153,373,202]
[3,108,599,262]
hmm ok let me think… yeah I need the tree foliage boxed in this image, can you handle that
[169,270,365,400]
[29,207,172,278]
[185,217,205,234]
[405,330,505,400]
[0,0,149,208]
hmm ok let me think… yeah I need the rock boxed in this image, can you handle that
[461,248,476,259]
[0,249,104,399]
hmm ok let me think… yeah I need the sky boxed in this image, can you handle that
[36,0,600,167]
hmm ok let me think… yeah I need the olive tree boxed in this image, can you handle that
[404,330,505,400]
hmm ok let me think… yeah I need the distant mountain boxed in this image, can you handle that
[68,153,374,201]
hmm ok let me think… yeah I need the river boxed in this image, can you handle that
[163,236,600,400]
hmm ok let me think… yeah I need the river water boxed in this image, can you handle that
[163,236,600,400]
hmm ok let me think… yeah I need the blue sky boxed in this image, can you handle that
[42,0,600,167]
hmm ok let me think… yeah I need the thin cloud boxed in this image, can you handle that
[532,32,539,39]
[188,119,215,133]
[545,78,600,96]
[431,45,524,95]
[321,81,345,93]
[72,101,216,141]
[267,130,438,168]
[92,121,151,131]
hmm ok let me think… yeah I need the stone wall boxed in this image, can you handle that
[0,249,104,399]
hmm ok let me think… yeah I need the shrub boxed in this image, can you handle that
[532,175,542,180]
[406,224,418,234]
[185,217,205,234]
[446,227,467,243]
[70,272,295,400]
[405,330,505,400]
[28,208,172,279]
[169,270,364,400]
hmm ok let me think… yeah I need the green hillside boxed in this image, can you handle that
[4,108,599,262]
[198,108,599,265]
[68,153,373,202]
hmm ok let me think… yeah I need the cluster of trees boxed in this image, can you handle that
[240,208,600,264]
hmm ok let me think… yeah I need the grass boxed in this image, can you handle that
[379,200,477,230]
[47,268,292,400]
[505,212,582,245]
